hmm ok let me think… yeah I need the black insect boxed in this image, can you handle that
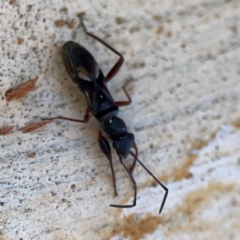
[46,16,168,214]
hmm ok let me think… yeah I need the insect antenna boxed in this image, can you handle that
[129,151,168,214]
[109,155,137,208]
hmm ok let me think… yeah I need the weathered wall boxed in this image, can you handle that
[1,0,240,239]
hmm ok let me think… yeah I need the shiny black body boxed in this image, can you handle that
[62,40,135,161]
[62,41,118,121]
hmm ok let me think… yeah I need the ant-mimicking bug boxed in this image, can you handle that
[41,16,168,214]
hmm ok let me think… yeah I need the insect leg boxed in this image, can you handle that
[129,142,138,173]
[129,151,168,214]
[115,84,132,107]
[21,108,90,133]
[98,131,118,197]
[79,15,124,82]
[110,155,137,208]
[42,107,90,123]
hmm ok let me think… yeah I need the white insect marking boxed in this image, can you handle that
[78,72,91,81]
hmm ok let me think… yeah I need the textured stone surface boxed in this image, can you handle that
[1,0,240,239]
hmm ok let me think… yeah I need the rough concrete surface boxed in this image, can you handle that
[1,0,240,239]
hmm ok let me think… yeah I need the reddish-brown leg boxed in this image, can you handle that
[115,84,132,107]
[80,15,134,108]
[79,15,124,82]
[98,131,118,197]
[129,142,138,173]
[42,107,90,123]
